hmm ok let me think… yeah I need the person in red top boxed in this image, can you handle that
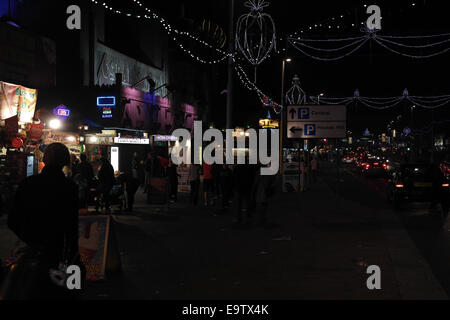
[202,162,213,207]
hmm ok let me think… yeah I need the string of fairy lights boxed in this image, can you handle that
[92,0,450,112]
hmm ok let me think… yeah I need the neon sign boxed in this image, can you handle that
[97,96,116,107]
[53,105,70,118]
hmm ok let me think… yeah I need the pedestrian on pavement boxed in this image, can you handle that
[98,157,115,213]
[219,164,233,210]
[167,160,181,203]
[252,164,276,226]
[76,154,94,209]
[212,163,221,200]
[202,162,214,207]
[300,157,306,192]
[144,152,153,193]
[189,164,201,206]
[233,162,258,225]
[311,157,319,183]
[5,143,82,300]
[124,168,140,212]
[158,155,169,177]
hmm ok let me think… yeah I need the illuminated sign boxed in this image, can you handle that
[53,105,70,118]
[102,107,113,119]
[154,135,178,142]
[114,137,150,145]
[97,96,116,107]
[259,119,279,129]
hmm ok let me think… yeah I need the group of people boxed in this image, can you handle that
[187,162,277,226]
[299,156,319,192]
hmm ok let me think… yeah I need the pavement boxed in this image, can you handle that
[0,161,447,300]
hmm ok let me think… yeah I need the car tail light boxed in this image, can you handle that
[365,164,370,170]
[395,184,404,188]
[443,184,450,188]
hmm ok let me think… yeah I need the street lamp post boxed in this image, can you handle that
[318,93,324,104]
[226,0,235,130]
[280,58,291,175]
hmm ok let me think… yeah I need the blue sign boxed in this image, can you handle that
[97,96,116,107]
[298,108,310,120]
[53,105,70,118]
[304,124,316,136]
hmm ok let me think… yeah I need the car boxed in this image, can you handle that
[342,156,355,164]
[361,159,388,177]
[386,163,450,213]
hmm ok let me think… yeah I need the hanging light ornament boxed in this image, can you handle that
[285,75,306,106]
[235,0,277,80]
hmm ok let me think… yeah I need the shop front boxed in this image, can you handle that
[83,129,150,173]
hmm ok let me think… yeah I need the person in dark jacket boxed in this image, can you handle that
[6,143,80,300]
[124,168,140,212]
[167,160,181,203]
[219,164,233,210]
[98,157,115,213]
[233,163,258,225]
[75,154,94,209]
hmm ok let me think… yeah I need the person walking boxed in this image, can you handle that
[252,164,276,226]
[311,157,319,183]
[98,157,115,213]
[124,167,140,212]
[76,154,94,209]
[189,164,201,206]
[299,157,306,192]
[5,143,82,300]
[144,152,153,193]
[167,160,181,203]
[219,164,233,210]
[233,162,257,225]
[202,162,214,207]
[212,163,221,200]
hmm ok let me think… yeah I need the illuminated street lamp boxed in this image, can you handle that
[49,119,61,130]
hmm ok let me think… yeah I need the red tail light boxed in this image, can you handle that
[443,184,450,188]
[395,184,404,188]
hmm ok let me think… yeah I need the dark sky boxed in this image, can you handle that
[141,0,449,134]
[5,0,447,134]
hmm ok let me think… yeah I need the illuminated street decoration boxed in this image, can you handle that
[235,0,276,78]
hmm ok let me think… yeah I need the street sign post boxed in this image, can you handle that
[287,105,347,139]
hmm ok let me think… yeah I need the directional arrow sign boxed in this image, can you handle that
[289,126,303,134]
[287,105,346,122]
[289,108,297,120]
[287,105,347,139]
[287,122,346,139]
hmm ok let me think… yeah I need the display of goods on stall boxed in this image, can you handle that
[0,81,37,123]
[11,137,23,148]
[7,151,27,184]
[28,123,44,141]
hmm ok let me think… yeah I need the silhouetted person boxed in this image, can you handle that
[6,143,80,300]
[98,157,115,212]
[144,152,153,193]
[189,164,201,206]
[75,154,94,208]
[202,162,214,207]
[125,169,140,212]
[219,164,233,210]
[252,164,276,226]
[233,163,258,225]
[167,160,181,203]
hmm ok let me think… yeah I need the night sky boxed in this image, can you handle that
[5,0,448,134]
[145,0,449,134]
